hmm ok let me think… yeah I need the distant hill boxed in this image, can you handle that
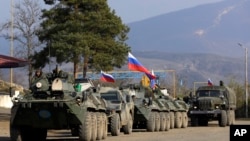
[127,0,250,57]
[131,51,245,87]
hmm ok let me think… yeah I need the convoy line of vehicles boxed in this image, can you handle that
[8,66,236,141]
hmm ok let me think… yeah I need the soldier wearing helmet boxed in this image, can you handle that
[30,68,48,90]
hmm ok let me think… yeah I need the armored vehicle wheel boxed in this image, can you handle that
[181,112,188,128]
[165,112,170,131]
[175,112,182,128]
[123,113,133,134]
[159,112,166,131]
[170,112,175,129]
[146,112,155,132]
[79,111,92,141]
[96,113,103,140]
[102,113,108,139]
[219,110,227,127]
[155,112,160,132]
[111,113,120,136]
[91,113,97,141]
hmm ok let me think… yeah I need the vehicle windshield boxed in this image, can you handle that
[101,92,119,101]
[196,90,221,97]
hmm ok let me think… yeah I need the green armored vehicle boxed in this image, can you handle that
[96,87,134,136]
[9,69,107,141]
[188,81,236,127]
[130,83,188,132]
[151,85,189,129]
[132,85,167,132]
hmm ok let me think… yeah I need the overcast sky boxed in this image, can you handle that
[0,0,224,24]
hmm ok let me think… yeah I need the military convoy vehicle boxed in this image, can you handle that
[96,87,134,136]
[9,68,107,141]
[129,83,189,132]
[188,81,236,127]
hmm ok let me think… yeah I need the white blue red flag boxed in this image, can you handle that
[100,71,115,82]
[208,78,213,86]
[128,52,156,79]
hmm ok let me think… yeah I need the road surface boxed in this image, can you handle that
[0,107,249,141]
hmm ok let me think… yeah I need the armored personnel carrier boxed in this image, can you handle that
[151,85,189,129]
[9,68,107,141]
[188,81,236,127]
[96,86,134,136]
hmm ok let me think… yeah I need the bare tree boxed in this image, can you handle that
[0,0,43,86]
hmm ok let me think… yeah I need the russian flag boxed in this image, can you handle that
[100,71,115,83]
[128,52,156,79]
[208,78,213,86]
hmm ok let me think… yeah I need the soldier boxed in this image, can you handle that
[52,65,74,83]
[31,68,47,84]
[30,68,49,92]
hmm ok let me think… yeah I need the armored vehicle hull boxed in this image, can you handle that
[131,84,189,132]
[10,74,107,141]
[97,87,134,136]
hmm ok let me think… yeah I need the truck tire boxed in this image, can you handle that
[147,112,155,132]
[170,112,175,129]
[175,112,182,128]
[111,113,120,136]
[123,114,133,134]
[79,111,92,141]
[231,110,236,125]
[227,110,231,126]
[219,110,227,127]
[159,112,166,131]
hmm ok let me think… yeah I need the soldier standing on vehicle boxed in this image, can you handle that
[30,68,49,92]
[31,69,47,84]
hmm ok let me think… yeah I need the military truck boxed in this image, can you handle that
[96,87,134,136]
[188,81,236,127]
[9,68,107,141]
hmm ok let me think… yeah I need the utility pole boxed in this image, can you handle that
[238,43,248,118]
[10,0,14,86]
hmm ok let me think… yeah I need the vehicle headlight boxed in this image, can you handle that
[215,105,219,109]
[194,106,197,109]
[36,82,42,88]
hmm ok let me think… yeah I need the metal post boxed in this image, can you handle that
[239,43,248,118]
[166,70,176,98]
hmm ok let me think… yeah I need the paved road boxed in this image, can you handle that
[1,107,249,141]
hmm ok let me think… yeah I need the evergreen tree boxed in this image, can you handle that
[35,0,131,78]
